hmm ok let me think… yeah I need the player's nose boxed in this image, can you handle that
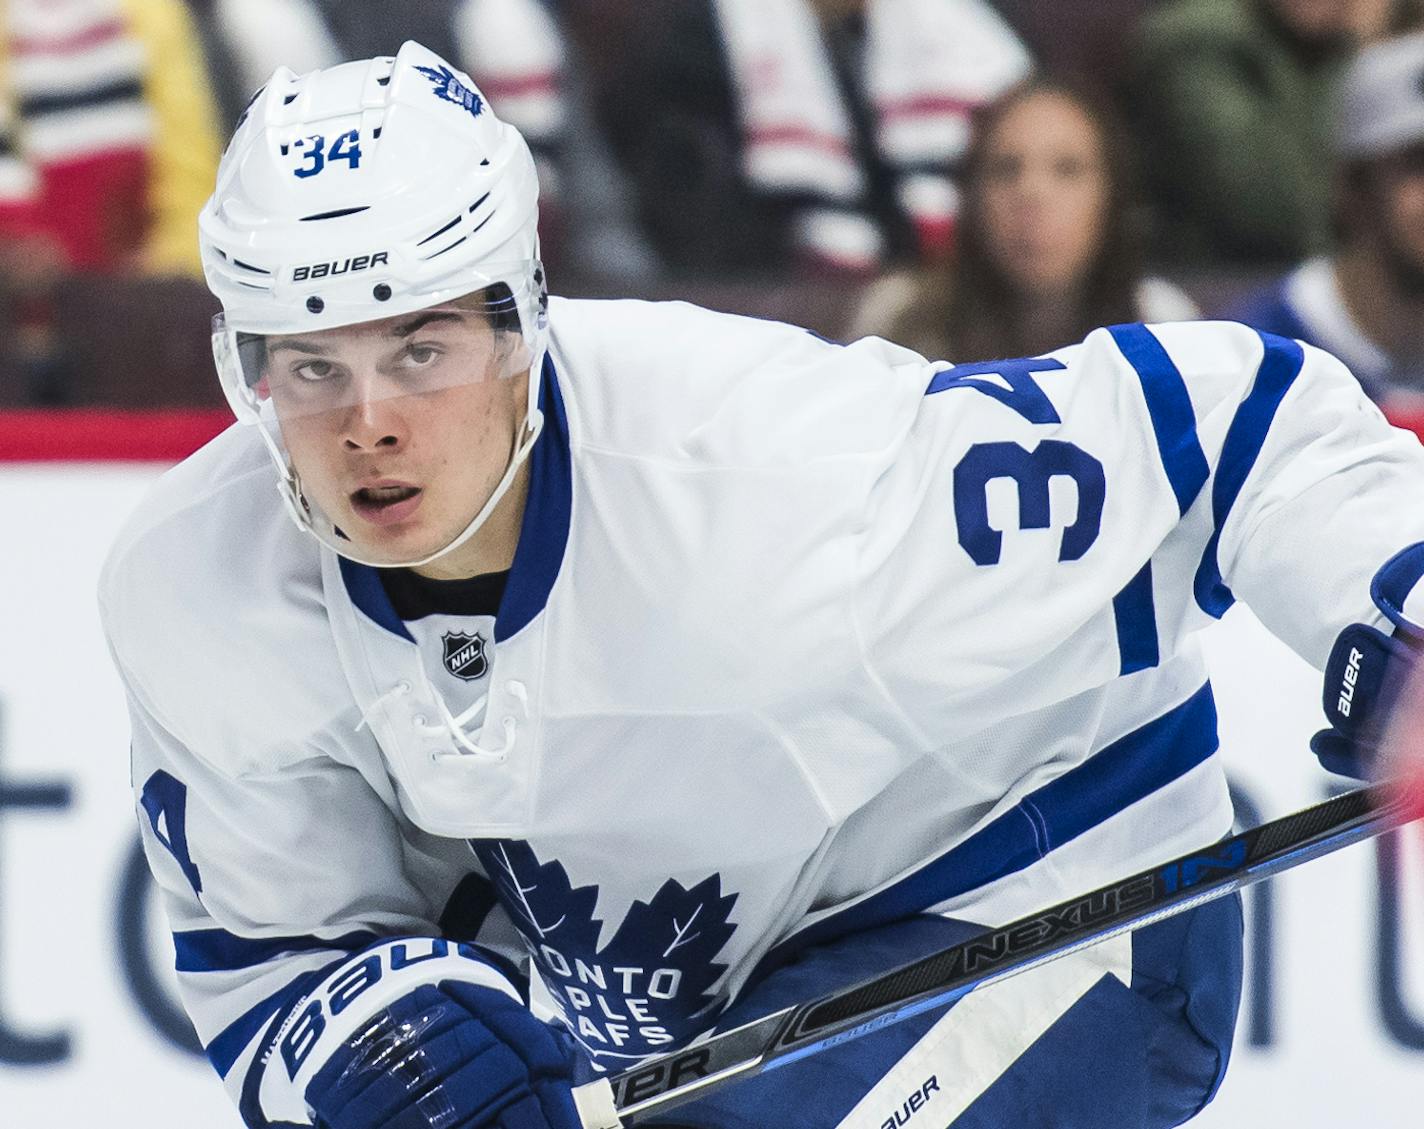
[339,377,408,452]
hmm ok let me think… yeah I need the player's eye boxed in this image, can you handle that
[291,358,340,382]
[397,342,445,369]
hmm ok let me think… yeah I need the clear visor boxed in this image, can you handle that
[213,284,534,424]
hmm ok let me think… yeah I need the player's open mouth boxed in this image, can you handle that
[350,484,423,526]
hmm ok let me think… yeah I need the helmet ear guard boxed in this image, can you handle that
[201,41,550,568]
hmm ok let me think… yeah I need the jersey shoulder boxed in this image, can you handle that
[1073,318,1322,432]
[1140,318,1361,415]
[102,423,273,584]
[100,425,340,774]
[546,296,937,468]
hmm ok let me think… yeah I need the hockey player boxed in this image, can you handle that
[101,42,1424,1129]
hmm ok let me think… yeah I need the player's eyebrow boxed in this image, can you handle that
[266,337,331,355]
[389,310,464,336]
[266,311,463,355]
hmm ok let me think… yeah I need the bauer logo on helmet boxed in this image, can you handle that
[291,252,390,282]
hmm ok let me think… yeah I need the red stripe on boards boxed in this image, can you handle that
[0,409,232,462]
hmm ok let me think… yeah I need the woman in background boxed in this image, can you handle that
[855,78,1198,361]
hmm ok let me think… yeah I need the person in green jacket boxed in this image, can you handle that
[1131,0,1415,266]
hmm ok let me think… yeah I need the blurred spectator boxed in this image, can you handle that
[1227,31,1424,412]
[1130,0,1415,268]
[576,0,1031,277]
[852,79,1197,362]
[0,0,223,402]
[202,0,571,264]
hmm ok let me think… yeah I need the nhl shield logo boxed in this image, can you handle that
[441,631,489,681]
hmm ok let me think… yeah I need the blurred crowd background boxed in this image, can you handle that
[7,0,1424,420]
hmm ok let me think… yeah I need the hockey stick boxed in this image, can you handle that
[570,782,1411,1126]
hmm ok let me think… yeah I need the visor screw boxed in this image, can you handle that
[306,296,325,314]
[373,283,392,301]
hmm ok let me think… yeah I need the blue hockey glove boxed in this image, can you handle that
[1311,622,1423,779]
[252,939,596,1129]
[306,979,585,1129]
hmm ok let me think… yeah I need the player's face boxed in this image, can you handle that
[263,307,530,565]
[976,91,1109,301]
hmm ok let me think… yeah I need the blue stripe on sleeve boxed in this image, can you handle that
[1107,323,1209,517]
[1113,561,1159,675]
[1192,333,1306,618]
[206,956,347,1078]
[173,927,377,973]
[749,684,1219,984]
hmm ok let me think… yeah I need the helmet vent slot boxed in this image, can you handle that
[469,192,490,214]
[299,206,372,222]
[417,215,463,246]
[232,259,270,275]
[283,93,298,106]
[422,235,469,261]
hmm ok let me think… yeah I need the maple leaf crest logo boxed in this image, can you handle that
[473,840,739,1064]
[414,64,484,120]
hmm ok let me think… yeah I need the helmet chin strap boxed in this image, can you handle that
[268,354,547,570]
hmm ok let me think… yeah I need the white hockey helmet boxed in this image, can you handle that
[202,41,548,567]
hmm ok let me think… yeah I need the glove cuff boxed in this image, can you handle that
[254,938,522,1125]
[1321,622,1403,742]
[1369,541,1424,637]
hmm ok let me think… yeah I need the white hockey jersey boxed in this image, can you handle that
[99,298,1424,1113]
